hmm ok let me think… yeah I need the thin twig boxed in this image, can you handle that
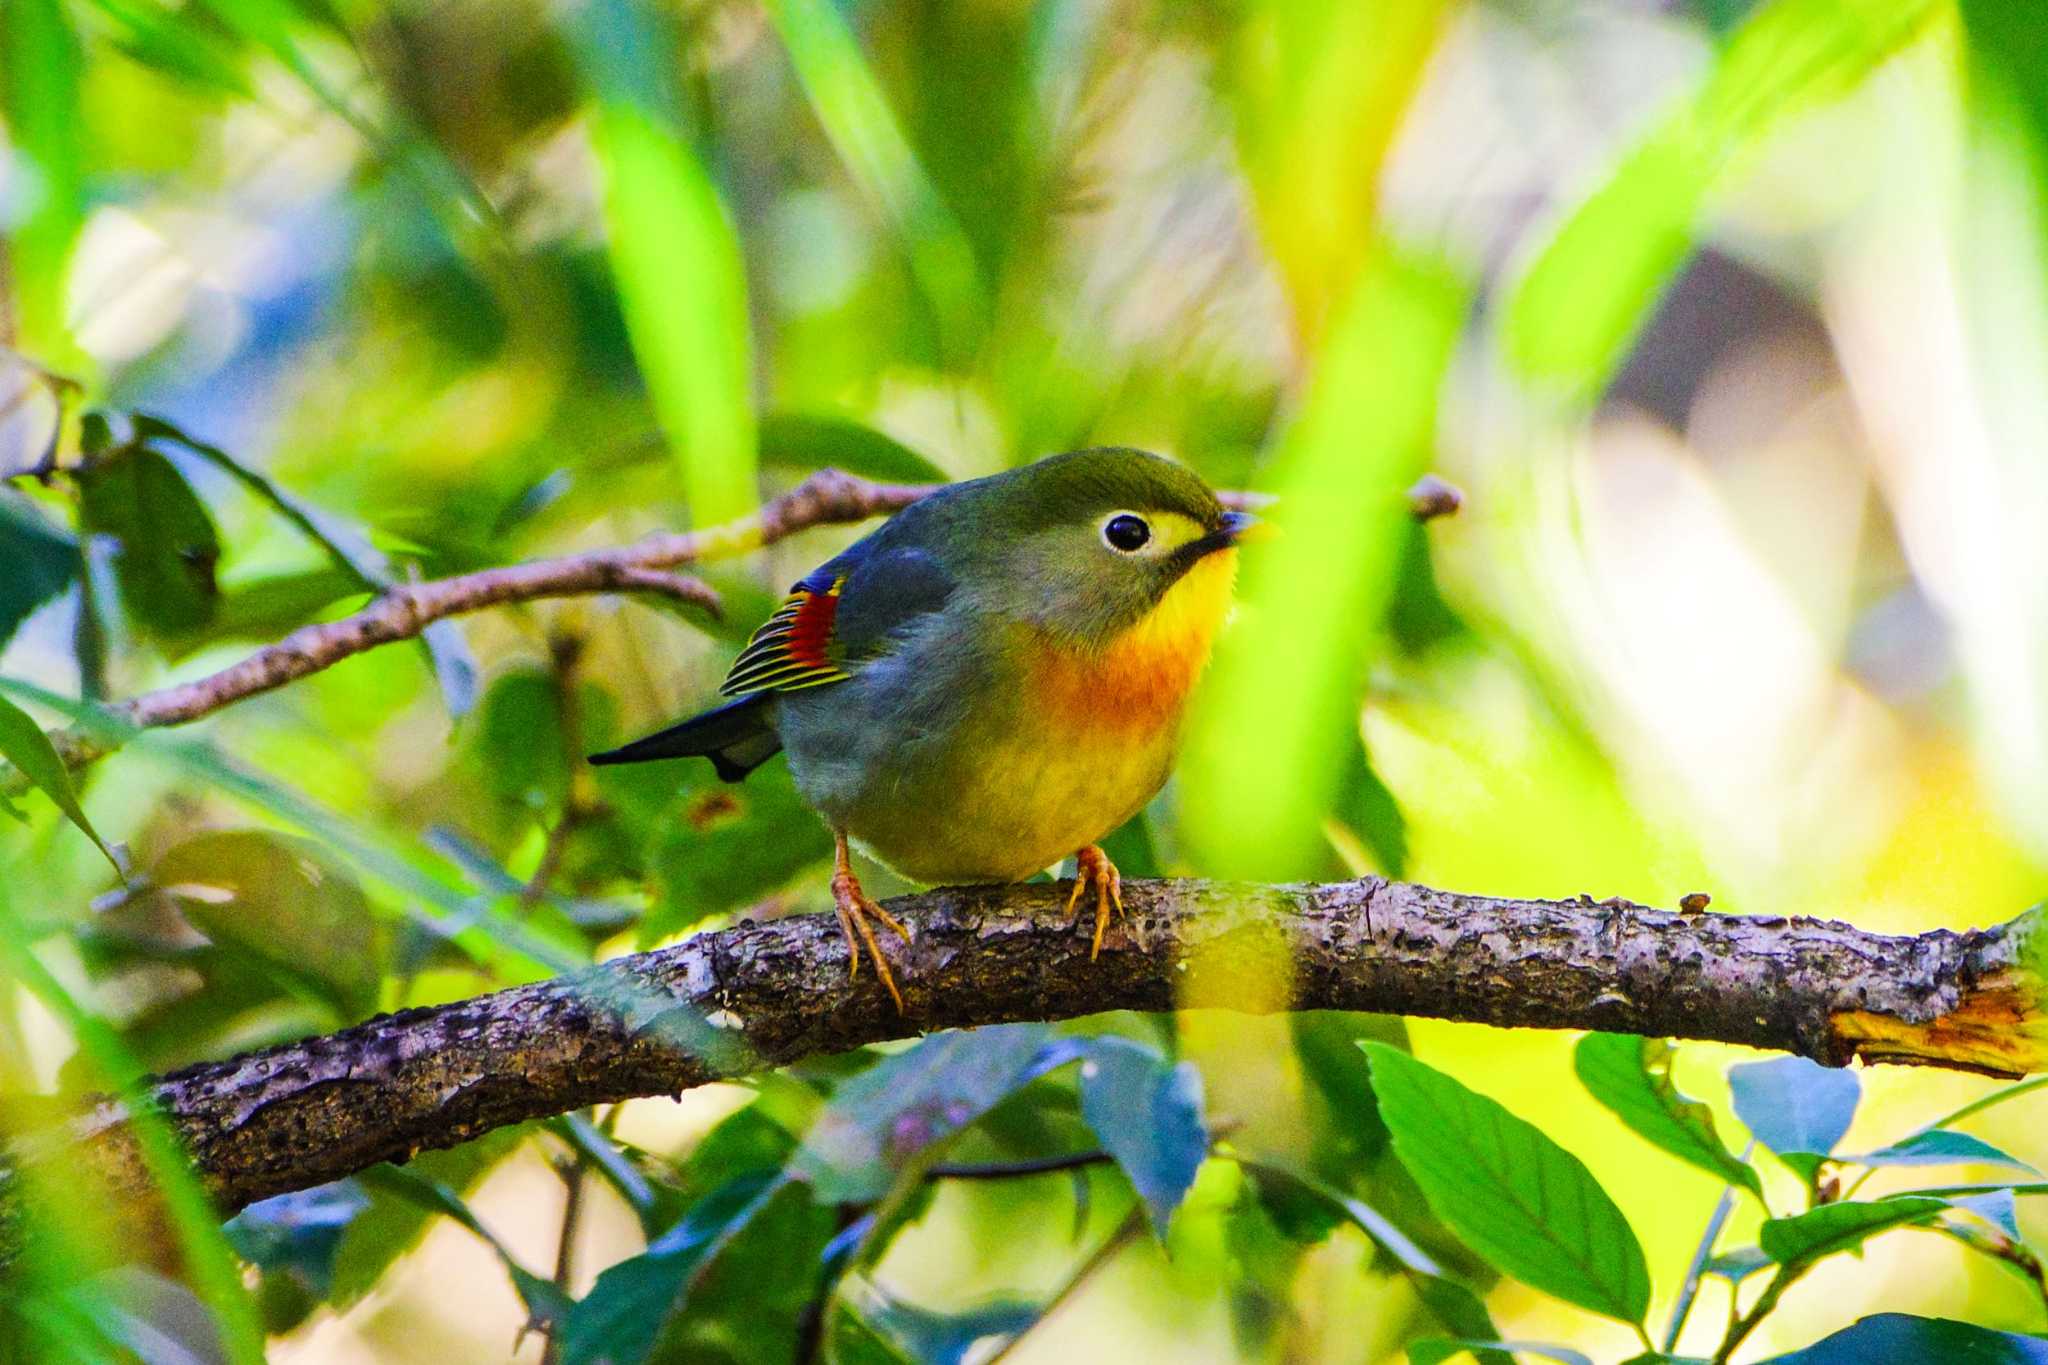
[926,1150,1114,1181]
[983,1206,1147,1365]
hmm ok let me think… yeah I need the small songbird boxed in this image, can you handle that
[590,447,1252,1010]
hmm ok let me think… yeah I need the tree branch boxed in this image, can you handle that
[15,468,933,781]
[9,469,1461,785]
[56,878,2047,1216]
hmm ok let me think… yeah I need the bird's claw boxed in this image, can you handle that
[832,836,910,1012]
[1064,844,1124,960]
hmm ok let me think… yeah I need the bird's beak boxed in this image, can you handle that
[1218,509,1271,545]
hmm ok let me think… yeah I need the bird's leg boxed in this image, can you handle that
[1063,844,1125,960]
[831,832,911,1011]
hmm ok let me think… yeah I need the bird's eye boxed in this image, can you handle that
[1102,513,1151,552]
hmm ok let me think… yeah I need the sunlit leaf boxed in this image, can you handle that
[1575,1034,1762,1197]
[0,692,116,869]
[1181,249,1465,879]
[0,0,86,356]
[1761,1313,2048,1364]
[1728,1055,1860,1178]
[569,0,756,526]
[1363,1043,1651,1325]
[1504,0,1940,394]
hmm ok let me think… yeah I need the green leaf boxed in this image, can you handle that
[328,1130,524,1305]
[628,758,835,943]
[1076,1037,1208,1233]
[569,0,757,527]
[794,1025,1057,1203]
[153,830,381,1018]
[1704,1246,1774,1284]
[1575,1034,1762,1198]
[1291,1011,1407,1178]
[559,1173,782,1365]
[358,1163,573,1330]
[1409,1341,1592,1365]
[1852,1129,2039,1173]
[0,692,116,869]
[75,446,221,638]
[758,413,948,484]
[1362,1043,1652,1325]
[0,0,85,354]
[841,1285,1040,1365]
[1727,1055,1860,1178]
[1335,735,1408,877]
[1761,1313,2048,1364]
[1758,1196,1949,1264]
[1503,0,1939,395]
[0,494,79,649]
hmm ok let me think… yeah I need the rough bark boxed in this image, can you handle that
[61,877,2048,1216]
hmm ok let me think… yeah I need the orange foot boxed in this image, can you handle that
[1064,844,1125,960]
[831,832,912,1012]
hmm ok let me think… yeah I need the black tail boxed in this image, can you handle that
[588,694,781,782]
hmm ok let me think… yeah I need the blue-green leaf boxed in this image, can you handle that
[1761,1313,2048,1364]
[1076,1037,1208,1233]
[1575,1034,1762,1198]
[794,1025,1058,1202]
[1852,1129,2038,1173]
[1758,1196,1948,1264]
[1728,1055,1860,1178]
[1363,1043,1651,1325]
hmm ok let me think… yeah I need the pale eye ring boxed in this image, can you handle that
[1102,512,1151,553]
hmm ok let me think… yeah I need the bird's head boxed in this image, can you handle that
[962,447,1254,652]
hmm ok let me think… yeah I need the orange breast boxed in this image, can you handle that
[1030,549,1238,734]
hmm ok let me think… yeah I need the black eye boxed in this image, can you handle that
[1103,513,1151,552]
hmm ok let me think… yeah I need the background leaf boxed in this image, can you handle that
[75,447,221,639]
[1363,1043,1651,1326]
[0,692,116,867]
[0,494,80,649]
[1853,1130,2038,1172]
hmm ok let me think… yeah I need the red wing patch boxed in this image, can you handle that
[719,574,853,696]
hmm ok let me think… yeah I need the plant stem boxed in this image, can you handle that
[1664,1145,1756,1353]
[1712,1262,1807,1365]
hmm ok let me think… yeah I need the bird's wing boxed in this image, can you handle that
[718,545,955,697]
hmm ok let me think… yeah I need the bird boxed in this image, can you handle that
[589,447,1253,1011]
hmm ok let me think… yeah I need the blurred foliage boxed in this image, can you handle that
[5,0,2048,1359]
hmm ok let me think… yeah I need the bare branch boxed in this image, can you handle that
[55,878,2047,1216]
[9,466,1460,785]
[13,469,930,783]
